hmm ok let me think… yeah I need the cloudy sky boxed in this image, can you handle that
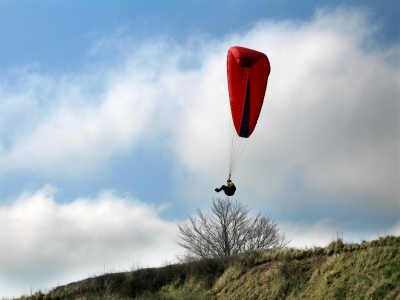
[0,0,399,297]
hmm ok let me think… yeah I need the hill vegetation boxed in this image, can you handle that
[13,235,400,300]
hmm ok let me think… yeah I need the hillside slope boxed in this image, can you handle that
[16,236,400,300]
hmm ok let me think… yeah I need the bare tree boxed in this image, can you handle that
[177,197,289,261]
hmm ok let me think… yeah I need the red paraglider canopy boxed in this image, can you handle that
[227,46,271,138]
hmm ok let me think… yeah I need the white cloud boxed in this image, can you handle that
[167,7,400,217]
[0,186,180,298]
[280,217,396,249]
[0,65,160,176]
[0,5,397,214]
[2,9,395,183]
[387,221,400,236]
[0,7,397,213]
[281,219,344,248]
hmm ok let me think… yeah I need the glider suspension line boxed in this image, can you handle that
[228,117,248,179]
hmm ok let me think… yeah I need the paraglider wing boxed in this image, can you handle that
[227,46,271,138]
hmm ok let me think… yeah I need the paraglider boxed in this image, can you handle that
[215,46,271,195]
[215,179,236,196]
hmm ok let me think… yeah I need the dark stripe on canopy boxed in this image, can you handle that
[240,77,251,138]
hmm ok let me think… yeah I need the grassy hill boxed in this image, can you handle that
[15,235,400,300]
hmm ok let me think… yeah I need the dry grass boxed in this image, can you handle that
[13,235,400,300]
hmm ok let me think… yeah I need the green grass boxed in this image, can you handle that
[13,235,400,300]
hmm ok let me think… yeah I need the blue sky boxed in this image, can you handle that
[0,0,399,298]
